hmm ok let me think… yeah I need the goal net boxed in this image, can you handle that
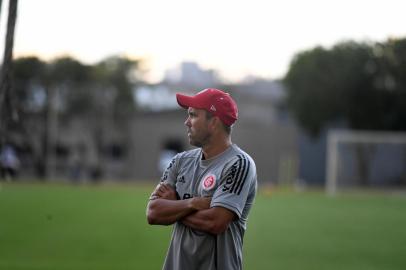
[326,130,406,195]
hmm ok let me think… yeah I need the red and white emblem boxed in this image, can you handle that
[201,174,216,190]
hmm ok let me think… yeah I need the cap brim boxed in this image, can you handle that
[176,93,196,109]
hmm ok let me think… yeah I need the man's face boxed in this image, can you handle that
[184,108,212,147]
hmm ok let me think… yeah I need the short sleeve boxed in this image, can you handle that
[160,155,178,188]
[211,155,256,218]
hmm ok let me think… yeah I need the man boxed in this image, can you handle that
[146,88,257,270]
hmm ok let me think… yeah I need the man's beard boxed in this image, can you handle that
[189,131,211,148]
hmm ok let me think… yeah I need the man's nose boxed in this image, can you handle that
[184,117,191,127]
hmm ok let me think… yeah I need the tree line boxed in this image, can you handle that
[2,55,141,178]
[285,37,406,136]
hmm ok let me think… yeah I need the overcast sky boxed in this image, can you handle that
[1,0,406,82]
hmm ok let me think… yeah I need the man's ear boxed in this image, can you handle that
[210,116,222,131]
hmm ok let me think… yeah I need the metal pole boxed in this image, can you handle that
[326,131,338,196]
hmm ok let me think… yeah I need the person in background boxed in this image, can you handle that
[0,144,20,181]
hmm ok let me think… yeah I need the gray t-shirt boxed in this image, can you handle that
[160,144,257,270]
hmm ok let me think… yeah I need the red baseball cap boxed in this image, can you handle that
[176,88,238,126]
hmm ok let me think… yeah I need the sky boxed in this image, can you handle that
[1,0,406,83]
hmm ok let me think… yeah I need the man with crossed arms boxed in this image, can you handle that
[147,88,257,270]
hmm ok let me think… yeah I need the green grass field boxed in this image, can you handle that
[1,182,406,270]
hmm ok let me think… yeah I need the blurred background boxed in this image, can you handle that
[0,0,405,190]
[1,0,406,269]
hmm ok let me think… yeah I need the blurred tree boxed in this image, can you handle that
[47,57,92,118]
[285,41,372,135]
[44,57,91,178]
[373,39,406,130]
[92,56,139,119]
[285,38,406,185]
[12,57,48,177]
[285,38,406,135]
[11,55,141,180]
[88,56,139,180]
[13,57,47,113]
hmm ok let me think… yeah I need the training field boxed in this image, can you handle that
[1,183,405,270]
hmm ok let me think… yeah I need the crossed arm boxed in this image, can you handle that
[146,183,236,234]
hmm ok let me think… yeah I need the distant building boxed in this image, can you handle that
[164,61,220,88]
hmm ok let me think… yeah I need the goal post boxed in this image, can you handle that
[326,130,406,195]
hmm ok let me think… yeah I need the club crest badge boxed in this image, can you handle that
[202,174,216,191]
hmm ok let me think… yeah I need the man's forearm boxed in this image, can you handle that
[147,198,195,225]
[181,209,216,233]
[146,182,211,226]
[181,207,234,235]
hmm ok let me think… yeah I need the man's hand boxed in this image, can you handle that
[190,196,211,211]
[146,184,209,225]
[150,183,177,200]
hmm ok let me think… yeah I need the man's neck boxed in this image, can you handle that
[201,139,232,160]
